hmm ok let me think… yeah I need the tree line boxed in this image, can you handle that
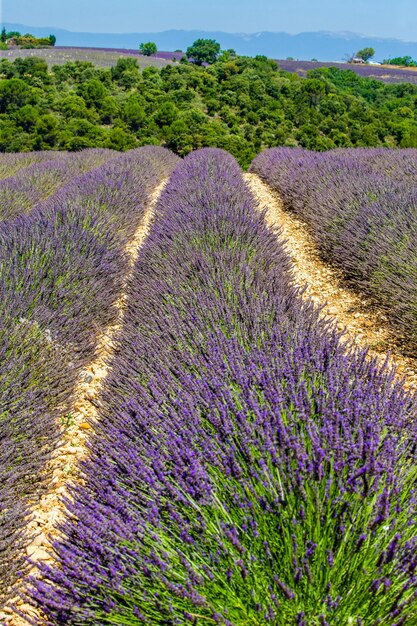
[0,29,56,50]
[0,51,416,166]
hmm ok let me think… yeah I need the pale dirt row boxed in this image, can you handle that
[245,173,417,393]
[1,179,167,625]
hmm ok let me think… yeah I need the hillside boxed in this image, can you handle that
[2,46,417,85]
[1,54,417,164]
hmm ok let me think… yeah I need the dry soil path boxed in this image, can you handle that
[1,179,167,625]
[245,173,417,393]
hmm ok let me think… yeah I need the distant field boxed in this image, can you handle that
[0,46,174,68]
[2,46,417,83]
[276,58,417,84]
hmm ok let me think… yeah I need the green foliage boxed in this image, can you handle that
[139,41,157,56]
[356,47,375,62]
[122,95,146,131]
[0,54,417,163]
[59,94,91,120]
[383,55,417,67]
[60,413,75,428]
[2,30,56,48]
[13,57,50,84]
[77,79,108,109]
[14,104,38,131]
[105,126,136,150]
[0,78,36,112]
[186,38,221,65]
[111,57,140,85]
[33,114,59,149]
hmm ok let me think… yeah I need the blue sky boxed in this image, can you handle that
[2,0,416,41]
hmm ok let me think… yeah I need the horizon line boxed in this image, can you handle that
[2,21,416,44]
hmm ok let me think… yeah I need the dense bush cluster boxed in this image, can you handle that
[0,146,179,604]
[30,149,417,625]
[250,147,417,352]
[1,54,417,165]
[1,29,56,49]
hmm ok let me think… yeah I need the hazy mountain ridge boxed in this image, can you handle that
[2,22,417,62]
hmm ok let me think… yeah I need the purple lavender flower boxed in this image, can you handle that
[250,147,417,352]
[27,148,417,624]
[0,146,179,605]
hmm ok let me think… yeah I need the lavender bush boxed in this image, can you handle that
[0,148,116,221]
[0,151,71,180]
[0,146,179,604]
[30,149,417,624]
[250,147,417,352]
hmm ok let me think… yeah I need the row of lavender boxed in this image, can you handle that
[0,151,64,180]
[0,147,179,604]
[0,151,72,181]
[0,149,117,220]
[30,149,417,624]
[251,147,417,353]
[275,59,417,85]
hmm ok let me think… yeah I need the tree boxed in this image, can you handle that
[299,78,327,107]
[49,34,56,46]
[186,39,221,65]
[105,126,136,150]
[219,48,237,62]
[14,104,38,131]
[0,78,35,113]
[111,57,139,80]
[356,47,375,62]
[383,56,417,67]
[139,42,157,56]
[123,95,146,131]
[33,114,59,148]
[77,79,108,109]
[153,101,178,127]
[1,28,7,43]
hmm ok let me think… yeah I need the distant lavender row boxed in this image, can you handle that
[251,147,417,352]
[0,47,173,68]
[54,47,184,61]
[276,59,417,84]
[0,146,179,604]
[0,148,116,221]
[31,149,417,624]
[0,151,71,181]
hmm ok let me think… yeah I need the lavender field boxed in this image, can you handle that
[2,46,417,84]
[0,46,173,68]
[1,147,417,624]
[0,146,179,607]
[276,59,417,84]
[251,147,417,353]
